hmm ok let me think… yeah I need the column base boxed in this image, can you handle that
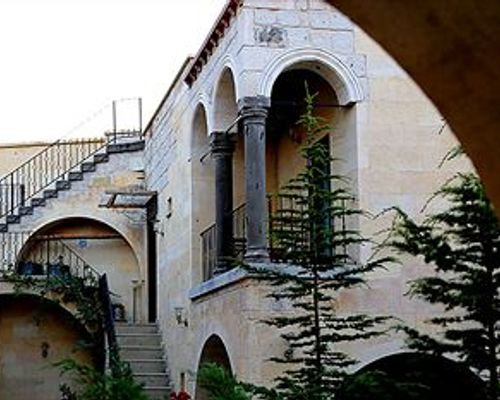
[244,247,270,264]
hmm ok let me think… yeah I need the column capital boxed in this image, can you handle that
[238,96,271,118]
[210,131,235,158]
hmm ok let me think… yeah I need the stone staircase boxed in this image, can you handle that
[116,322,171,400]
[0,140,144,233]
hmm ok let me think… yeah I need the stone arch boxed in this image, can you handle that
[28,212,144,276]
[190,93,213,142]
[337,352,487,400]
[212,66,239,132]
[260,48,364,106]
[190,103,216,284]
[19,217,144,322]
[264,54,362,262]
[266,66,340,194]
[0,293,99,400]
[211,65,245,210]
[195,334,233,400]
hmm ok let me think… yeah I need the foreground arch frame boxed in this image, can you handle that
[338,352,487,400]
[326,0,500,214]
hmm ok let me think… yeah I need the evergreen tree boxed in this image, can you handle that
[250,87,392,400]
[197,363,253,400]
[387,171,500,400]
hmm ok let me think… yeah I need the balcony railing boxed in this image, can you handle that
[200,197,350,281]
[0,232,100,285]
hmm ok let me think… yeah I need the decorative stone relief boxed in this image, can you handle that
[255,26,286,47]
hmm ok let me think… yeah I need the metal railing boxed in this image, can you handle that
[19,237,101,283]
[200,197,350,280]
[0,233,100,284]
[0,98,143,224]
[200,224,217,282]
[98,273,120,373]
[0,232,119,370]
[0,231,30,270]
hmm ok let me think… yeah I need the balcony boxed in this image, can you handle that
[200,197,350,282]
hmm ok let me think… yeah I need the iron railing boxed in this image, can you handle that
[200,203,246,281]
[0,98,143,224]
[201,224,216,281]
[0,139,106,219]
[0,232,119,370]
[0,232,100,284]
[19,237,101,284]
[200,198,350,280]
[98,273,120,373]
[0,231,30,270]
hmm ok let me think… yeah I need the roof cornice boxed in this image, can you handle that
[184,0,243,87]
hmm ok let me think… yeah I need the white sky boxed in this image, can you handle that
[0,0,227,143]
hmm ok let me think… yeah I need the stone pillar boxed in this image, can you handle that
[210,131,235,271]
[238,96,271,263]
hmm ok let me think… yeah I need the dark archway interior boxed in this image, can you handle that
[268,69,338,143]
[337,352,487,400]
[198,335,232,372]
[195,335,232,400]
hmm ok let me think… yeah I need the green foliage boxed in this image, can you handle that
[248,86,393,400]
[56,358,149,400]
[197,363,254,400]
[386,172,500,399]
[0,269,102,331]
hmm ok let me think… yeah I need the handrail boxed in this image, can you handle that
[0,98,143,222]
[98,273,120,374]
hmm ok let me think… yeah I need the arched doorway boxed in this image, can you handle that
[19,217,143,322]
[337,352,487,400]
[195,334,233,400]
[0,294,97,400]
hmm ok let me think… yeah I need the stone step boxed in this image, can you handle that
[31,198,46,207]
[144,386,171,400]
[127,359,166,374]
[116,323,158,335]
[121,346,163,360]
[19,206,33,216]
[133,372,170,387]
[43,189,58,199]
[116,333,162,347]
[6,215,20,224]
[56,180,71,191]
[107,141,145,154]
[93,153,109,163]
[81,162,96,172]
[68,171,83,181]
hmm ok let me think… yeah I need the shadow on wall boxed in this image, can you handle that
[0,294,97,400]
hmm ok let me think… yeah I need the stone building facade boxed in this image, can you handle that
[0,0,471,399]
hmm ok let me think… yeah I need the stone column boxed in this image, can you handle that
[238,96,271,263]
[210,131,235,271]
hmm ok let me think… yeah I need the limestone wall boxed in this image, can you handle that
[143,0,471,394]
[2,147,148,323]
[0,295,95,400]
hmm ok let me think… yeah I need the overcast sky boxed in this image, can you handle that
[0,0,226,143]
